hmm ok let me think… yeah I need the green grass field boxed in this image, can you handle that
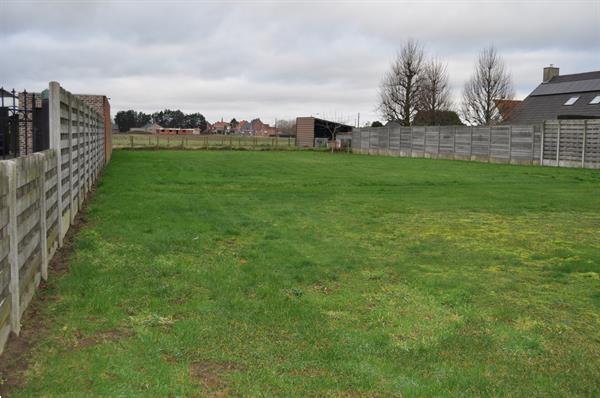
[8,151,600,397]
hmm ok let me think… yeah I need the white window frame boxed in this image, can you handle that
[563,96,579,106]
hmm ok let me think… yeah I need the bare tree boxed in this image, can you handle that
[325,123,345,153]
[318,115,351,153]
[461,45,514,125]
[275,119,296,136]
[378,39,425,126]
[417,59,451,125]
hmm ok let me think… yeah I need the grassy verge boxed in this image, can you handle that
[7,151,600,396]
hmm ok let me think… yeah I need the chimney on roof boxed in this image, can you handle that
[543,65,559,83]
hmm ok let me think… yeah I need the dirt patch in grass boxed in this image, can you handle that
[0,187,96,397]
[75,327,135,349]
[189,360,246,389]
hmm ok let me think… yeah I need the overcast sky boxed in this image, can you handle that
[1,0,599,125]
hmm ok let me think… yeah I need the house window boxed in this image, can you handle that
[564,96,579,106]
[590,95,600,105]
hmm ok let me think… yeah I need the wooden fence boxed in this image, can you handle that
[0,82,106,354]
[353,120,600,169]
[540,120,600,168]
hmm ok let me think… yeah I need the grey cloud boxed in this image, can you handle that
[1,0,598,123]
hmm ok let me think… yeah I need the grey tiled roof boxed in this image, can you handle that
[530,79,600,96]
[508,71,600,125]
[550,71,600,83]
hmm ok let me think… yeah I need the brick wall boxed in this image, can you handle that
[103,96,112,163]
[16,92,44,156]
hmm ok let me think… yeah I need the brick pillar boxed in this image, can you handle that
[17,92,42,156]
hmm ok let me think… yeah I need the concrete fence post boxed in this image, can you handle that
[35,153,49,281]
[452,126,456,159]
[75,103,83,208]
[469,127,473,160]
[556,120,561,167]
[49,82,64,247]
[540,122,545,166]
[80,108,85,199]
[81,110,86,196]
[529,127,535,165]
[387,127,391,156]
[84,109,89,197]
[409,128,413,157]
[437,128,441,158]
[508,125,513,164]
[582,120,587,168]
[488,127,492,162]
[68,95,75,225]
[6,161,20,335]
[89,111,93,189]
[99,118,102,168]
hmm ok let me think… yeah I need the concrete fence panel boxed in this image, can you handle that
[353,121,597,169]
[454,126,471,160]
[0,81,107,355]
[0,163,11,351]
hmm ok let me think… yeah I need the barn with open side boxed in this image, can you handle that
[296,117,353,147]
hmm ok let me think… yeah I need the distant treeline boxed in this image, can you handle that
[114,109,208,132]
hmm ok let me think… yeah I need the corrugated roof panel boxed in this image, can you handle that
[531,79,600,96]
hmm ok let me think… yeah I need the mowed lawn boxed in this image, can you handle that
[11,150,600,397]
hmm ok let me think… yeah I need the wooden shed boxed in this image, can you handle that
[296,117,353,147]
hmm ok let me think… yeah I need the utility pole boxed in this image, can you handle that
[357,112,360,128]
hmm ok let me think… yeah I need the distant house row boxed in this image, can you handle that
[128,123,200,135]
[211,118,280,136]
[128,117,281,136]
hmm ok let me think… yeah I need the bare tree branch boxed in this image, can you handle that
[461,45,514,126]
[417,58,451,124]
[378,39,425,126]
